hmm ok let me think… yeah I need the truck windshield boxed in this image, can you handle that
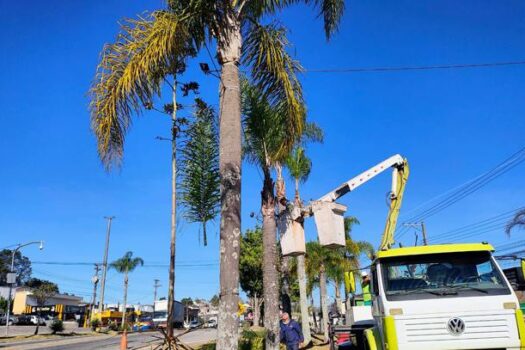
[381,251,511,300]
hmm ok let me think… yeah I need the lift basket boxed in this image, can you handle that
[313,201,347,248]
[279,207,306,256]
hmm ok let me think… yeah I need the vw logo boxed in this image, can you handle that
[447,317,465,336]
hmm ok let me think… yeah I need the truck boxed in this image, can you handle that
[152,300,184,329]
[301,154,525,349]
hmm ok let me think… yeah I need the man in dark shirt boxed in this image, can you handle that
[280,311,304,350]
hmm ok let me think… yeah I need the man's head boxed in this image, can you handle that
[280,311,290,322]
[361,271,369,280]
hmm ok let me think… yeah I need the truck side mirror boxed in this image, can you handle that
[345,271,356,294]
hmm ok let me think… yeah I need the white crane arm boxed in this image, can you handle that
[318,154,405,202]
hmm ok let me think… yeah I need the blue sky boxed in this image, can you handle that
[1,0,524,306]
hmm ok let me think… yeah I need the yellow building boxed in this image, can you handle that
[13,287,85,321]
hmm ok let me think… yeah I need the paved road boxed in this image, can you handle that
[1,328,217,350]
[4,325,89,337]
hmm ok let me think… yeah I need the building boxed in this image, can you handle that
[12,287,85,321]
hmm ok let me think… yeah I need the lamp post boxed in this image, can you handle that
[5,241,44,336]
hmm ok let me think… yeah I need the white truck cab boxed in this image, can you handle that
[364,242,525,350]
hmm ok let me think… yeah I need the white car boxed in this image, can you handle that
[30,315,46,325]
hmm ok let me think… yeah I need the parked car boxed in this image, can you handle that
[30,315,46,325]
[206,319,217,328]
[16,315,33,325]
[189,320,201,329]
[0,315,18,326]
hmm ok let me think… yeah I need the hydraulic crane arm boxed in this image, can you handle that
[318,154,406,202]
[315,154,409,250]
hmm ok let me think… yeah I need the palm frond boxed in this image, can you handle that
[243,22,305,159]
[179,99,220,246]
[285,146,311,183]
[110,251,144,273]
[303,0,345,39]
[505,209,525,236]
[89,11,190,169]
[241,79,291,168]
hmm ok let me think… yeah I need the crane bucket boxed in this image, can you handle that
[279,218,306,256]
[313,201,347,248]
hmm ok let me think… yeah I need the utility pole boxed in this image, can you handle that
[402,222,428,246]
[90,264,100,325]
[99,216,115,312]
[421,221,428,246]
[153,279,161,314]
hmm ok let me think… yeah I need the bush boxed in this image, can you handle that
[90,318,100,331]
[49,319,64,334]
[108,321,119,331]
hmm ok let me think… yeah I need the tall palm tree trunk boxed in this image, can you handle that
[122,270,129,328]
[216,15,242,350]
[344,281,352,325]
[297,254,311,344]
[253,293,260,326]
[334,282,341,315]
[310,294,318,331]
[319,265,329,341]
[276,172,290,314]
[168,82,178,338]
[262,170,280,350]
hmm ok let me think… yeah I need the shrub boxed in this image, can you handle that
[108,321,119,331]
[49,319,64,334]
[90,318,100,331]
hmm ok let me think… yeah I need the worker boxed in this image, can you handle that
[280,311,304,350]
[361,271,372,306]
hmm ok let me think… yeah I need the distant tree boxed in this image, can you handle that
[0,296,8,313]
[110,251,144,329]
[506,209,525,236]
[180,297,193,306]
[0,249,32,286]
[210,294,219,308]
[32,282,57,335]
[240,227,264,326]
[25,278,59,293]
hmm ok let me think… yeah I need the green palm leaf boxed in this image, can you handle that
[180,99,220,246]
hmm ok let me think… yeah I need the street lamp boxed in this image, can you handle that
[4,241,44,336]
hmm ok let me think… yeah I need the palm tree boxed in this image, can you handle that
[242,80,305,349]
[285,146,312,344]
[90,1,346,346]
[180,99,220,246]
[110,251,144,328]
[305,241,339,342]
[506,209,525,235]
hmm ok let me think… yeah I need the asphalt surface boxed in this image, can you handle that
[1,328,218,350]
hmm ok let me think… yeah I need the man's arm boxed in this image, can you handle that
[293,321,304,343]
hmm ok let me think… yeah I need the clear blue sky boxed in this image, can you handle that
[1,0,524,306]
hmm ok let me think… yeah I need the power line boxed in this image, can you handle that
[397,147,525,241]
[303,60,525,73]
[426,206,524,243]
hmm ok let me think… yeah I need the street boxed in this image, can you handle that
[0,328,217,350]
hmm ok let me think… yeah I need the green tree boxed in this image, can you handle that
[239,227,264,326]
[110,251,144,328]
[210,294,220,308]
[32,282,57,335]
[180,99,220,246]
[0,249,32,285]
[90,1,346,346]
[25,278,59,292]
[506,209,525,235]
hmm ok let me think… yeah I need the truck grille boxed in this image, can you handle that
[398,313,513,343]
